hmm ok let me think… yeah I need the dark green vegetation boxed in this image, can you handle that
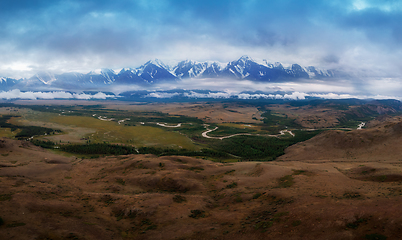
[260,109,302,134]
[0,115,61,139]
[206,125,257,137]
[189,209,206,219]
[31,129,320,161]
[277,175,295,188]
[346,218,368,229]
[172,195,186,203]
[336,105,378,128]
[0,102,321,161]
[2,98,401,161]
[31,139,230,159]
[61,143,138,155]
[225,182,238,188]
[290,99,402,129]
[365,234,388,240]
[211,130,322,160]
[0,194,13,201]
[6,222,26,228]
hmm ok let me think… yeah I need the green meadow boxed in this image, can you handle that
[49,115,199,150]
[0,103,323,161]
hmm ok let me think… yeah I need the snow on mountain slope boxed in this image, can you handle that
[0,57,342,90]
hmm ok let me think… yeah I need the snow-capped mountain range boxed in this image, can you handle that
[0,56,341,91]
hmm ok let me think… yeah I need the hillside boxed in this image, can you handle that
[278,120,402,162]
[1,136,402,239]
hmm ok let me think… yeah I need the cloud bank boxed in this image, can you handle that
[0,0,402,81]
[144,90,401,101]
[0,90,116,100]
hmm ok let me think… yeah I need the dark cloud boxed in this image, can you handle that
[0,0,401,84]
[322,55,340,64]
[340,8,402,45]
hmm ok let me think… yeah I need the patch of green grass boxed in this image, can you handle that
[346,218,368,229]
[207,125,256,137]
[273,212,289,218]
[6,222,26,228]
[145,224,157,231]
[100,195,115,206]
[226,182,238,189]
[84,222,97,225]
[252,193,262,199]
[115,178,125,185]
[0,194,12,201]
[377,175,387,182]
[235,196,243,202]
[343,192,362,199]
[254,221,273,230]
[277,175,294,188]
[292,220,302,227]
[224,169,235,174]
[140,219,153,226]
[51,115,199,150]
[188,167,204,171]
[365,233,387,240]
[172,195,187,203]
[292,170,307,175]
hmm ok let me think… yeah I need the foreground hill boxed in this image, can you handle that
[278,118,402,162]
[1,135,402,239]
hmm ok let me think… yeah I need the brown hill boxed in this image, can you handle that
[1,137,402,239]
[278,121,402,162]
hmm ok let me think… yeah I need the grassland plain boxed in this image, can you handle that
[1,100,402,239]
[0,103,325,161]
[0,100,388,162]
[49,115,200,150]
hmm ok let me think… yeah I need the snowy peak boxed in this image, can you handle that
[139,60,176,82]
[238,55,253,63]
[144,59,172,71]
[174,60,208,78]
[0,56,341,91]
[32,72,57,85]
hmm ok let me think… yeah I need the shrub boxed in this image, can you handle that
[252,193,262,199]
[226,182,237,188]
[173,195,187,203]
[277,175,294,188]
[189,210,205,219]
[365,233,387,240]
[0,194,12,201]
[292,220,302,227]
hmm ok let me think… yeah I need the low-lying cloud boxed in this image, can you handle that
[0,89,116,100]
[144,90,401,101]
[0,88,400,101]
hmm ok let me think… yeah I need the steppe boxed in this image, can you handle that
[1,100,402,240]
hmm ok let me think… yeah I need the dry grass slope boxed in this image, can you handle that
[1,130,402,239]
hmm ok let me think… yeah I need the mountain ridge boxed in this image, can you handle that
[0,56,342,90]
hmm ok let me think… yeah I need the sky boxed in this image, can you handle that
[1,0,402,97]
